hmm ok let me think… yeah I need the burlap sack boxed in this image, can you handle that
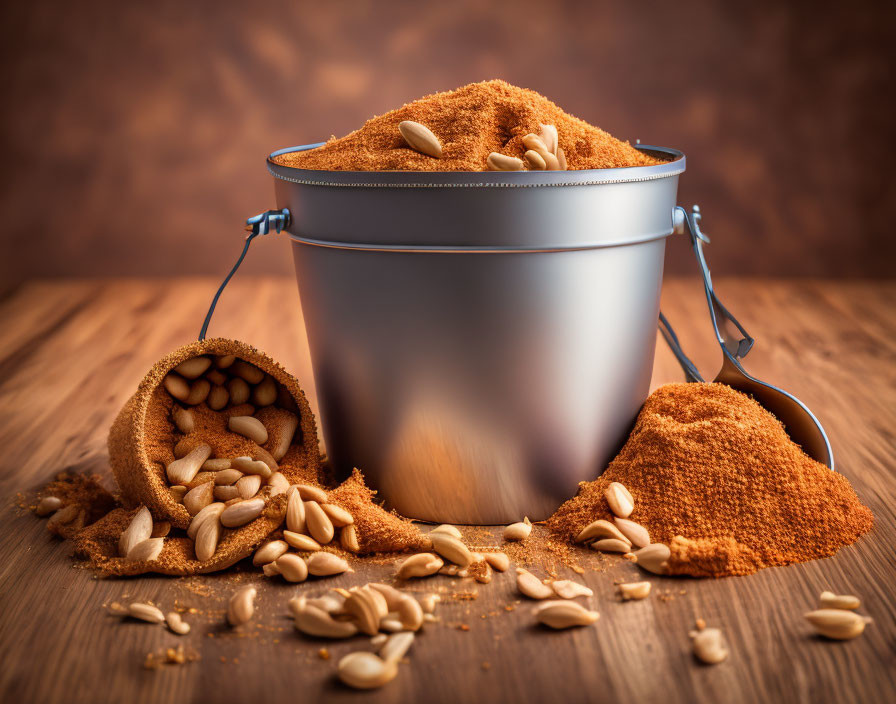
[108,338,320,529]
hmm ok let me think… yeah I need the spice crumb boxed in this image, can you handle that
[452,592,478,601]
[145,645,198,669]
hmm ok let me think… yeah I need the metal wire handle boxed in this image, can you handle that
[198,209,291,341]
[658,204,755,380]
[658,312,703,382]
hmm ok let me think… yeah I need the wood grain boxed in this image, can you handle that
[0,277,893,704]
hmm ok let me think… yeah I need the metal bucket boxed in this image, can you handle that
[268,144,686,524]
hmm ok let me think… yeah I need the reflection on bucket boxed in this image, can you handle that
[382,406,533,525]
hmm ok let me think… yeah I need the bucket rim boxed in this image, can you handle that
[267,143,685,188]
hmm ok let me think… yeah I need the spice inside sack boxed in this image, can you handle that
[271,79,664,172]
[109,338,321,530]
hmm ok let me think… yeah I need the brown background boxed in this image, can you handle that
[1,0,894,281]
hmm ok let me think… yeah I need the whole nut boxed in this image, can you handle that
[227,586,256,626]
[220,498,265,528]
[276,554,310,583]
[534,601,599,629]
[397,553,443,579]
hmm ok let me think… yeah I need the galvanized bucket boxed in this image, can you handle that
[267,144,686,524]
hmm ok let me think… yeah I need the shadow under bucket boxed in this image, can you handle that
[268,145,686,524]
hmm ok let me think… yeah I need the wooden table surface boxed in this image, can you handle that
[0,277,893,704]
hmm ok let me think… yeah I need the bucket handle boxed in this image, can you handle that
[201,204,746,384]
[198,209,291,340]
[658,205,754,381]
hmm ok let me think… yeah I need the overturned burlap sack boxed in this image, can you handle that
[108,338,320,529]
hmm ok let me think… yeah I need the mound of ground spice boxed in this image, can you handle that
[548,383,873,577]
[329,469,429,554]
[272,79,662,172]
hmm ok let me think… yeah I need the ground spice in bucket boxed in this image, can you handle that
[271,79,664,172]
[547,383,873,577]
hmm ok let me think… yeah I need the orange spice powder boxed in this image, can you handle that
[547,383,873,577]
[272,79,663,172]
